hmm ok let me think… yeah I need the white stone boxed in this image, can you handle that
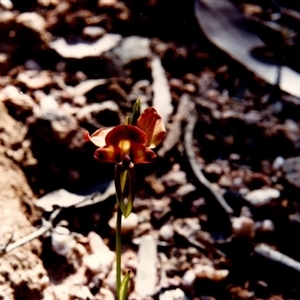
[50,34,121,59]
[0,0,13,9]
[244,188,280,207]
[40,95,59,110]
[88,231,109,254]
[159,224,174,242]
[104,268,117,293]
[232,216,255,239]
[51,226,76,257]
[182,269,196,288]
[99,287,115,300]
[194,264,229,281]
[159,288,186,300]
[83,251,115,275]
[16,12,46,33]
[255,219,275,233]
[273,156,285,170]
[109,212,138,234]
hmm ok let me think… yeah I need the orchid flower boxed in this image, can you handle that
[84,107,166,166]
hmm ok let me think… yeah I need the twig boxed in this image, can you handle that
[1,182,115,256]
[158,94,195,157]
[184,108,234,215]
[254,243,300,273]
[0,208,61,256]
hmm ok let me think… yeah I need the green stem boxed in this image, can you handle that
[116,206,122,300]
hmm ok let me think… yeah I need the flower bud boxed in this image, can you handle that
[130,99,141,125]
[115,164,135,218]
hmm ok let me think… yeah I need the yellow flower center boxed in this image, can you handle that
[119,140,131,153]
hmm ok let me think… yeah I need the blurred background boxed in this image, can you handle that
[1,0,300,299]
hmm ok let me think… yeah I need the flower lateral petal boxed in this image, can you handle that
[130,143,157,164]
[94,145,121,163]
[136,107,166,148]
[85,127,113,148]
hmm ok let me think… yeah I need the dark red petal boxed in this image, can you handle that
[94,145,121,163]
[136,107,166,148]
[105,125,147,146]
[84,130,91,142]
[130,143,157,164]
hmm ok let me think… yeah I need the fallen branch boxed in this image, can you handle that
[184,105,234,215]
[158,94,195,157]
[1,182,116,256]
[0,208,61,256]
[254,243,300,273]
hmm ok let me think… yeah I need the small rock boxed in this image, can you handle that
[99,287,115,300]
[73,95,87,107]
[0,0,13,9]
[69,285,95,300]
[204,89,226,105]
[37,0,58,7]
[244,110,261,124]
[16,12,46,33]
[83,251,115,275]
[0,11,16,31]
[205,163,223,176]
[76,101,121,127]
[104,269,117,293]
[159,224,174,242]
[109,212,139,234]
[124,254,138,271]
[282,156,300,189]
[88,231,109,254]
[244,188,280,207]
[229,153,241,161]
[175,183,196,197]
[159,288,186,300]
[39,95,59,110]
[161,164,187,189]
[17,70,54,89]
[145,175,165,195]
[194,264,229,281]
[82,26,106,40]
[255,219,275,234]
[232,216,255,239]
[240,206,252,218]
[98,0,117,6]
[24,59,42,71]
[273,156,285,170]
[51,226,76,257]
[33,109,79,142]
[112,36,151,66]
[0,85,36,117]
[50,34,122,59]
[244,171,271,187]
[182,269,196,288]
[74,243,88,258]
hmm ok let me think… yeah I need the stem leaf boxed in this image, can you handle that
[119,270,131,300]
